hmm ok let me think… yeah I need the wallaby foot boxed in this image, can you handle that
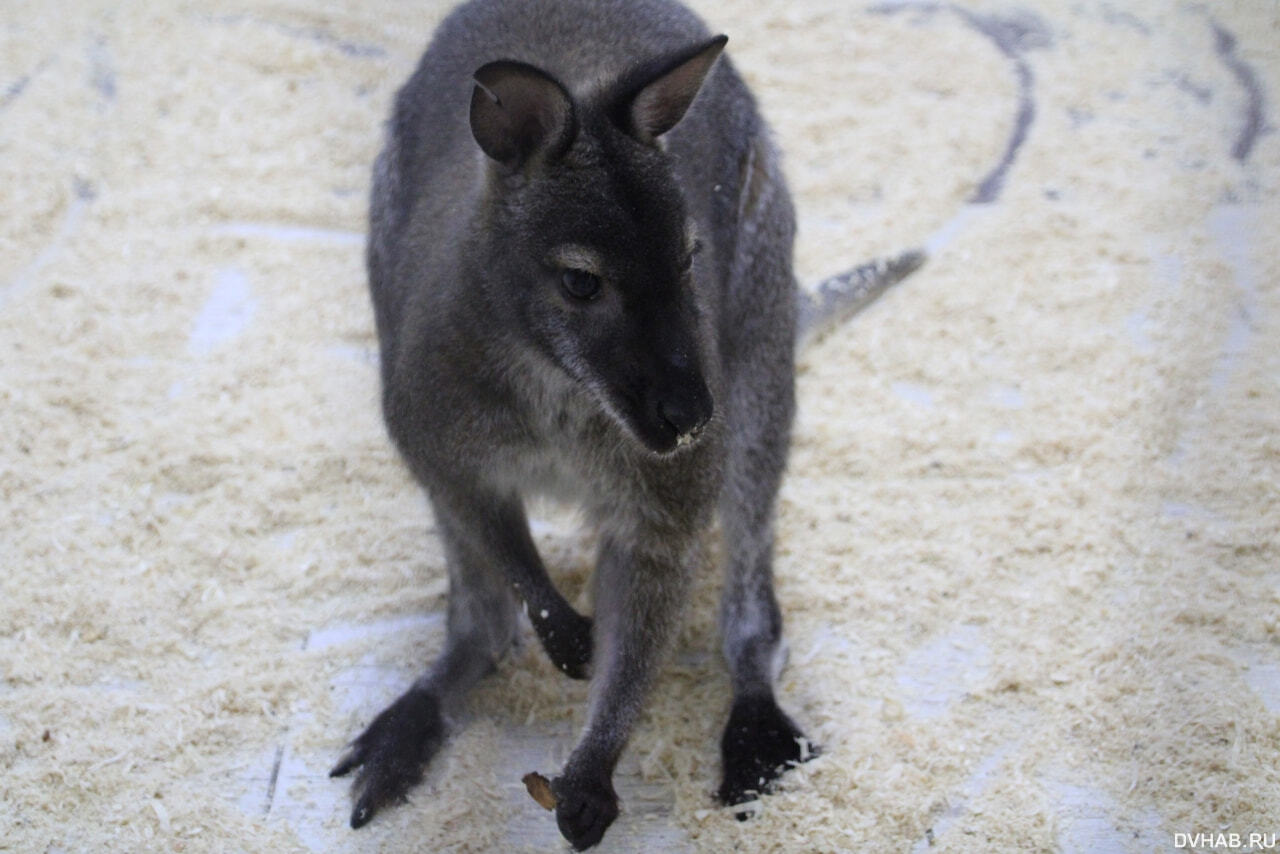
[330,687,445,828]
[531,603,593,680]
[717,693,817,816]
[551,769,620,850]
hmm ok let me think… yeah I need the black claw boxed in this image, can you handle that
[350,803,373,829]
[329,749,359,779]
[717,694,818,812]
[332,687,445,830]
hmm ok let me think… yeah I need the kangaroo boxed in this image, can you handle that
[329,0,922,848]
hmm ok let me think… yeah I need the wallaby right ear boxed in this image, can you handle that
[621,35,728,142]
[470,61,576,169]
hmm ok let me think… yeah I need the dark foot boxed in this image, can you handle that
[330,687,444,829]
[717,694,818,816]
[531,603,593,680]
[551,771,619,850]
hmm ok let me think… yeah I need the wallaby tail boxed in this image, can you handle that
[796,248,926,349]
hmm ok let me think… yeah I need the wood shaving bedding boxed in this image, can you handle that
[2,0,1276,851]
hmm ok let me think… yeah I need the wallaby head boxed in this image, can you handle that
[466,36,727,455]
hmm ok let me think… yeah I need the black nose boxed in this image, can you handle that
[658,386,713,441]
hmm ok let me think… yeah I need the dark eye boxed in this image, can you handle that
[560,268,601,301]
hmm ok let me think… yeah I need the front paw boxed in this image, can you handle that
[550,771,619,850]
[532,605,593,680]
[330,687,444,828]
[717,694,818,815]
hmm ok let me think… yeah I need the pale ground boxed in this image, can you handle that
[2,0,1278,852]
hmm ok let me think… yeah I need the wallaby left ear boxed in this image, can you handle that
[621,34,728,142]
[471,61,576,169]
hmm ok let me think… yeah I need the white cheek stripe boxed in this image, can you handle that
[548,244,605,275]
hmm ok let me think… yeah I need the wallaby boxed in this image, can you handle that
[330,0,922,848]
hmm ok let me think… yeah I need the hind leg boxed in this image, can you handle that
[716,231,815,811]
[716,413,816,811]
[330,503,521,828]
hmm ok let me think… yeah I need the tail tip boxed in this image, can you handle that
[892,248,927,278]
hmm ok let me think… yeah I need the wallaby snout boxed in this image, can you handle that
[621,324,713,454]
[621,361,713,454]
[651,371,713,450]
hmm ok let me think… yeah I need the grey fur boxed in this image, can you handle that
[798,248,926,348]
[331,0,921,847]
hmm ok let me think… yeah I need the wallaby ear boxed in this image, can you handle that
[470,61,576,169]
[623,35,728,142]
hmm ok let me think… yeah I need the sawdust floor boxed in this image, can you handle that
[2,0,1278,851]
